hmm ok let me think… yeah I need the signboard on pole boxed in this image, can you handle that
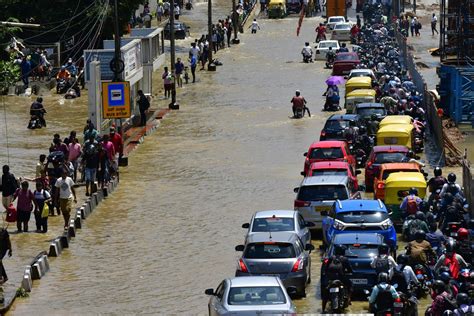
[102,81,131,119]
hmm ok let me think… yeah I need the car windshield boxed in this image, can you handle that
[310,169,347,177]
[356,108,386,117]
[319,42,338,48]
[228,286,286,306]
[244,243,296,259]
[298,184,348,201]
[324,120,349,130]
[351,72,370,77]
[336,54,357,61]
[335,24,350,30]
[336,211,389,224]
[330,18,345,23]
[344,244,379,258]
[310,147,344,159]
[382,169,417,180]
[374,152,406,164]
[252,217,295,232]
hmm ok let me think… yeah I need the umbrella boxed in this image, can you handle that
[325,76,345,86]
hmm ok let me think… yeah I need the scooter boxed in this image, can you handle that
[328,280,348,313]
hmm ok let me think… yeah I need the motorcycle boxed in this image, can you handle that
[328,280,348,313]
[293,107,304,119]
[302,53,313,63]
[323,95,341,111]
[56,78,71,94]
[27,115,43,129]
[413,264,431,297]
[325,55,335,69]
[444,222,463,238]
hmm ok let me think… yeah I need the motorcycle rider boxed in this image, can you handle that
[428,167,448,193]
[428,280,456,316]
[56,66,71,93]
[369,272,399,314]
[453,292,474,315]
[426,223,447,257]
[367,114,380,136]
[402,150,426,167]
[321,244,353,312]
[326,46,336,67]
[407,230,436,266]
[455,228,472,264]
[339,42,349,52]
[406,211,430,241]
[315,23,326,42]
[324,83,340,111]
[30,97,46,127]
[391,254,420,293]
[440,173,464,199]
[439,269,459,297]
[301,42,313,63]
[434,240,469,279]
[290,90,310,118]
[370,243,397,277]
[400,187,424,218]
[63,58,77,77]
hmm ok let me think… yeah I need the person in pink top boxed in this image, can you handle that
[101,135,116,163]
[12,181,36,233]
[68,137,82,181]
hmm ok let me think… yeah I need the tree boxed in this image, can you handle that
[0,57,20,94]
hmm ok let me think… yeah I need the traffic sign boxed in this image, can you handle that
[102,81,131,119]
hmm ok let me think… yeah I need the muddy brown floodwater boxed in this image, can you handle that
[4,1,440,315]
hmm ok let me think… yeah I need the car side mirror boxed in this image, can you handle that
[388,211,393,216]
[305,221,316,227]
[300,171,305,176]
[293,187,299,193]
[242,223,249,229]
[205,288,215,295]
[321,210,328,216]
[303,152,307,157]
[356,170,362,175]
[235,245,245,251]
[286,286,298,296]
[305,244,315,251]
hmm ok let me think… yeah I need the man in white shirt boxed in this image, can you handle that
[431,13,438,35]
[189,42,200,59]
[55,169,76,229]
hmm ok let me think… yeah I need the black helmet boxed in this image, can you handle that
[397,254,409,265]
[334,244,346,256]
[36,97,43,103]
[438,266,451,275]
[409,187,418,195]
[415,211,425,221]
[406,150,415,158]
[457,292,470,305]
[378,272,389,283]
[448,173,456,183]
[440,271,451,282]
[305,42,309,46]
[446,239,457,253]
[443,311,454,316]
[414,230,426,241]
[378,243,389,255]
[434,167,442,177]
[433,279,446,293]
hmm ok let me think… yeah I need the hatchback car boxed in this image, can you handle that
[205,276,296,315]
[164,21,190,40]
[235,232,314,297]
[331,23,352,41]
[321,199,396,250]
[322,233,384,291]
[315,40,340,60]
[326,16,346,30]
[303,140,356,175]
[305,161,360,191]
[332,52,360,75]
[294,175,361,228]
[242,210,314,246]
[319,114,363,142]
[364,145,409,192]
[354,103,387,121]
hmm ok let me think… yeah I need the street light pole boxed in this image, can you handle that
[231,0,240,44]
[207,0,216,71]
[113,0,122,82]
[169,0,179,108]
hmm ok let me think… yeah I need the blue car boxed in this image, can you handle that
[321,233,384,291]
[321,199,397,250]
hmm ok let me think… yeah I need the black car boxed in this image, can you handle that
[354,103,387,121]
[319,114,364,141]
[164,22,190,40]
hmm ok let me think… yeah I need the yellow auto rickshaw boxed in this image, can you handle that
[344,77,372,97]
[345,89,376,113]
[268,0,286,18]
[383,172,427,226]
[376,123,414,149]
[379,115,413,128]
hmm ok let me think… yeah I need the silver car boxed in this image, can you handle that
[235,232,314,297]
[331,23,352,41]
[242,210,314,246]
[205,276,296,315]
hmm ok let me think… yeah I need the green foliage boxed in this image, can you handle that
[0,57,20,92]
[15,287,29,298]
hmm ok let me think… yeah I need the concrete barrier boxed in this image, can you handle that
[67,219,76,238]
[60,233,69,249]
[93,192,100,206]
[48,237,63,257]
[21,266,32,292]
[74,210,82,229]
[80,203,89,219]
[31,255,49,280]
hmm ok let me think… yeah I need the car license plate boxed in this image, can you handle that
[329,287,339,293]
[350,279,367,284]
[315,206,331,212]
[451,232,458,237]
[394,302,404,308]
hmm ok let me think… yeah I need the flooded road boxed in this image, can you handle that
[4,2,439,315]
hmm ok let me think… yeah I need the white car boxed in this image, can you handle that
[315,40,340,60]
[326,16,346,30]
[331,23,352,41]
[347,69,377,81]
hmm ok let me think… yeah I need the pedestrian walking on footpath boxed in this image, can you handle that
[162,67,173,98]
[189,53,197,83]
[83,135,99,196]
[175,58,184,88]
[55,169,76,229]
[431,13,438,35]
[109,127,123,180]
[0,165,19,211]
[33,181,51,233]
[12,181,35,233]
[68,136,82,182]
[415,18,421,36]
[410,17,416,37]
[250,19,260,34]
[174,4,181,20]
[226,22,233,47]
[0,228,12,284]
[137,90,151,126]
[260,0,266,12]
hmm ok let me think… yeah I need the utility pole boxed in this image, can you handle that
[231,0,240,44]
[208,0,216,71]
[111,0,125,134]
[169,0,179,109]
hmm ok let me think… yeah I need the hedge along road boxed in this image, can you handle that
[5,3,416,315]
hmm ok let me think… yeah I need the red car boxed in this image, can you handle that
[303,140,356,176]
[305,161,360,190]
[332,52,360,76]
[364,145,410,192]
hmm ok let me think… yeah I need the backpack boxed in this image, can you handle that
[406,196,419,214]
[327,256,344,276]
[374,256,390,274]
[391,267,408,292]
[409,219,423,239]
[376,284,393,310]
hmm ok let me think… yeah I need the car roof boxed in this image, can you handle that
[372,145,409,153]
[309,161,349,169]
[301,175,349,186]
[319,40,339,44]
[309,140,346,148]
[380,162,420,171]
[333,233,384,244]
[350,68,373,73]
[246,231,299,244]
[327,114,360,121]
[346,89,376,97]
[385,172,427,185]
[229,276,281,288]
[254,210,296,219]
[334,199,387,212]
[346,77,372,84]
[355,103,384,109]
